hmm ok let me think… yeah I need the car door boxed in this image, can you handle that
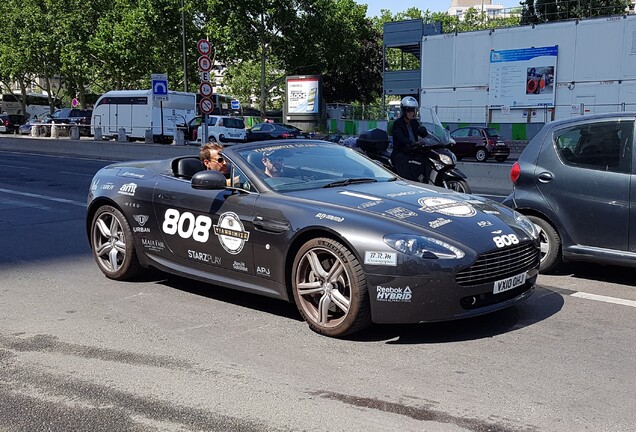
[536,118,633,250]
[152,175,259,276]
[450,128,471,157]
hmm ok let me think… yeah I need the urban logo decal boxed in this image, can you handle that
[133,215,150,233]
[214,212,250,254]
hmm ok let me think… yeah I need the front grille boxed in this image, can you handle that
[455,241,539,286]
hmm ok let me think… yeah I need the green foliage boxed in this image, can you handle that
[521,0,630,23]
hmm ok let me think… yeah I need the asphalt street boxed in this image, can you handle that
[0,150,634,432]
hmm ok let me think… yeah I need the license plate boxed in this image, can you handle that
[493,272,526,294]
[496,141,506,146]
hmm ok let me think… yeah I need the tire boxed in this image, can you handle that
[444,179,471,194]
[292,237,371,337]
[495,156,508,163]
[91,205,142,280]
[527,215,562,273]
[475,148,488,162]
[219,134,225,142]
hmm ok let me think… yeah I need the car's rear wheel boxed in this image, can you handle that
[91,205,141,280]
[475,148,488,162]
[495,156,508,162]
[292,237,371,337]
[527,215,562,273]
[444,179,471,194]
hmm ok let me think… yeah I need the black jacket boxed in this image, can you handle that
[391,116,421,158]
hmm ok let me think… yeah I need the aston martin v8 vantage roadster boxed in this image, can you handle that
[87,140,540,337]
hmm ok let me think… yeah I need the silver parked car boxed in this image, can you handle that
[503,112,635,273]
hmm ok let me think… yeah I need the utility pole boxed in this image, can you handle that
[181,0,188,92]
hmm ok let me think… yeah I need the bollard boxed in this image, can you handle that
[117,128,127,142]
[174,130,185,146]
[94,126,103,141]
[51,123,59,139]
[31,124,38,137]
[144,129,153,144]
[70,125,80,140]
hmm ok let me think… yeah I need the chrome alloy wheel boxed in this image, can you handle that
[295,246,352,329]
[92,211,127,274]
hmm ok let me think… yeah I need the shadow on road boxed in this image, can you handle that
[543,262,636,287]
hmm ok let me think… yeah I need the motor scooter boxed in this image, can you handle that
[355,108,471,193]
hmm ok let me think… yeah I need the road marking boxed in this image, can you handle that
[0,187,86,207]
[60,171,94,177]
[0,163,37,170]
[571,292,636,308]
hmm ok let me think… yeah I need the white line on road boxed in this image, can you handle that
[0,187,86,207]
[60,171,94,177]
[571,292,636,308]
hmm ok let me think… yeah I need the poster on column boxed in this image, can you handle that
[488,45,558,108]
[287,76,320,114]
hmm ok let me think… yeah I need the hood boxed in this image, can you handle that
[287,181,531,247]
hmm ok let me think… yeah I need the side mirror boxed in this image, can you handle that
[417,126,429,138]
[191,170,227,190]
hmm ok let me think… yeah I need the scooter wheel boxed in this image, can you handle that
[445,179,471,194]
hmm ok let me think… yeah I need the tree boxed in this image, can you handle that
[521,0,630,24]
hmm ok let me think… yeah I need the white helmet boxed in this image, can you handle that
[400,96,419,117]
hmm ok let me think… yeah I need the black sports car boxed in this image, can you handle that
[87,141,541,337]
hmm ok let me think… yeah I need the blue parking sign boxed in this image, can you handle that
[151,73,168,96]
[231,99,240,110]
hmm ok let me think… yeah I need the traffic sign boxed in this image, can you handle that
[231,99,240,110]
[197,55,212,72]
[197,39,211,56]
[200,82,213,97]
[200,97,214,114]
[151,73,169,100]
[72,98,79,108]
[200,71,211,82]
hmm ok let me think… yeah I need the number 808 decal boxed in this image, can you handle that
[492,234,519,248]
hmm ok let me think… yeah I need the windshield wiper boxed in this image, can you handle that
[322,178,378,188]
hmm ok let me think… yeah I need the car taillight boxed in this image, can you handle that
[487,139,496,145]
[282,133,293,138]
[4,120,8,126]
[510,162,521,184]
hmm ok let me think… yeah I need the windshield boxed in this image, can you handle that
[485,128,501,137]
[419,107,451,145]
[237,143,396,192]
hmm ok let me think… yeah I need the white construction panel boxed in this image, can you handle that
[454,31,492,86]
[421,35,456,88]
[575,18,625,80]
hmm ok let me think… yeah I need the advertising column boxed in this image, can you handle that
[285,75,322,130]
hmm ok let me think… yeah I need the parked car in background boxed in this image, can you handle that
[185,116,203,141]
[21,114,52,136]
[246,122,307,141]
[0,114,27,134]
[503,112,635,273]
[42,108,92,136]
[450,126,510,162]
[195,115,246,144]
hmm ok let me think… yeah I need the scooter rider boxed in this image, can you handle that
[390,96,429,182]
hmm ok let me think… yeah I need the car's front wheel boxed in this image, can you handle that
[292,237,371,337]
[91,205,141,280]
[495,156,508,162]
[475,148,488,162]
[527,215,562,273]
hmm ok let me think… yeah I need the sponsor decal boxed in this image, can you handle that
[491,229,503,234]
[188,250,221,265]
[214,212,250,254]
[122,171,145,179]
[315,213,344,223]
[429,217,452,229]
[101,183,115,190]
[376,286,412,302]
[118,183,137,197]
[477,220,493,228]
[387,191,418,197]
[141,238,165,252]
[233,261,248,272]
[418,197,476,218]
[256,266,271,277]
[90,179,99,192]
[483,210,500,215]
[123,202,141,208]
[134,215,149,226]
[493,234,519,248]
[385,207,418,219]
[364,251,397,266]
[338,191,382,201]
[358,200,382,209]
[163,209,212,243]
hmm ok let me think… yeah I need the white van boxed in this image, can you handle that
[196,115,246,144]
[91,90,197,142]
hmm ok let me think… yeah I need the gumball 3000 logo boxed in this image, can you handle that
[418,197,476,218]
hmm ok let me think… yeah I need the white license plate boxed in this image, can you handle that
[493,272,527,294]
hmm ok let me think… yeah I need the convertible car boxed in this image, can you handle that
[87,141,540,337]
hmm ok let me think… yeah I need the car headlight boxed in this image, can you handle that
[514,212,539,239]
[383,234,465,259]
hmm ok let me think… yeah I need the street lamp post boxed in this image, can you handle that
[181,0,188,92]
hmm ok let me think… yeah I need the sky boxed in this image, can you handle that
[360,1,521,17]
